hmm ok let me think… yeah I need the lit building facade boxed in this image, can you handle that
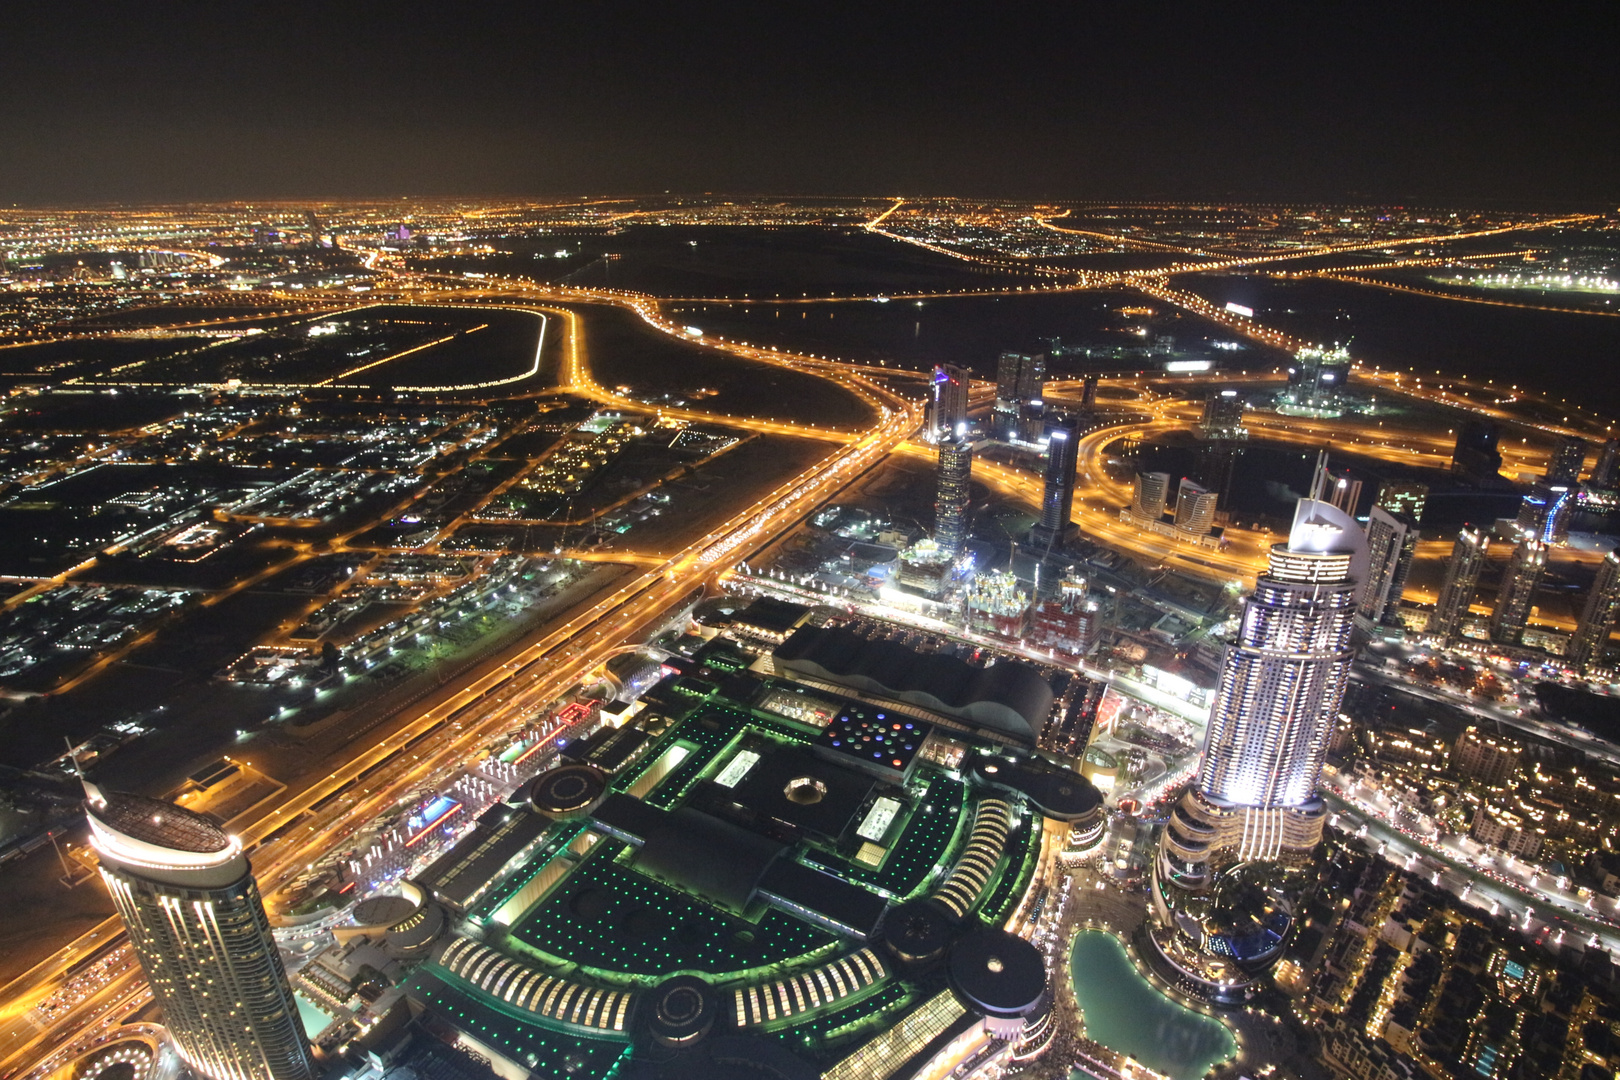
[1197,390,1246,440]
[87,784,314,1080]
[1028,413,1078,548]
[1569,550,1620,672]
[1489,539,1546,646]
[1591,438,1620,491]
[992,352,1045,442]
[1546,435,1587,486]
[1173,478,1217,537]
[1515,483,1573,544]
[1373,479,1428,522]
[1277,345,1351,417]
[1150,498,1364,1001]
[1429,527,1490,639]
[924,364,970,443]
[935,435,973,556]
[1358,506,1417,628]
[1133,471,1170,520]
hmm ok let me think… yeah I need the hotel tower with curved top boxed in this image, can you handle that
[1149,492,1366,1002]
[85,782,314,1080]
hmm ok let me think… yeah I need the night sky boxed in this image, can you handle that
[4,2,1616,206]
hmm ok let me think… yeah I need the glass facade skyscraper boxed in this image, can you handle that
[1028,413,1078,548]
[935,435,973,556]
[87,784,314,1080]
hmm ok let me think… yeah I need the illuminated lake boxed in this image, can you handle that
[1069,930,1236,1080]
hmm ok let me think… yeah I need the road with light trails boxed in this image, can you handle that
[0,283,923,1080]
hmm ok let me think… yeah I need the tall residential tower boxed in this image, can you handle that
[1028,413,1079,549]
[935,435,973,556]
[1428,527,1490,639]
[1570,551,1620,673]
[1489,539,1546,646]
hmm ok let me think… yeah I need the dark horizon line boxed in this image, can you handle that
[4,189,1616,216]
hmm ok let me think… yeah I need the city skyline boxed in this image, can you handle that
[1,189,1619,1080]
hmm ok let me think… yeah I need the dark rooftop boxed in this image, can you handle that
[733,596,810,636]
[947,926,1047,1019]
[756,858,889,938]
[968,755,1104,822]
[630,806,785,912]
[418,803,550,910]
[715,743,876,841]
[773,625,1054,742]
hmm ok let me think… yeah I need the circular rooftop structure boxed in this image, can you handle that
[879,899,955,967]
[530,763,609,817]
[643,975,719,1048]
[349,882,445,955]
[947,925,1046,1022]
[84,783,242,883]
[87,788,232,855]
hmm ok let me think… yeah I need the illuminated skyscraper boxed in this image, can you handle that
[87,785,314,1080]
[935,435,973,556]
[1428,527,1489,639]
[1028,413,1078,549]
[1489,539,1546,645]
[1277,345,1350,417]
[1358,506,1417,627]
[1516,483,1573,543]
[1546,435,1587,486]
[924,364,969,443]
[1190,499,1362,832]
[1570,550,1620,672]
[1150,498,1365,1000]
[992,352,1045,442]
[1197,390,1246,440]
[1173,477,1217,537]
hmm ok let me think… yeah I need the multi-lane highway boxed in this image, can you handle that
[0,286,922,1080]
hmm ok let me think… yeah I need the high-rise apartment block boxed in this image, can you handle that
[1197,390,1246,440]
[1546,435,1587,485]
[1489,539,1546,645]
[992,352,1046,442]
[1570,551,1620,672]
[1277,345,1351,417]
[1591,438,1620,491]
[1452,420,1503,484]
[1428,527,1489,639]
[1453,726,1523,789]
[1358,506,1417,627]
[88,784,314,1080]
[1516,483,1573,543]
[1372,479,1428,523]
[924,364,970,443]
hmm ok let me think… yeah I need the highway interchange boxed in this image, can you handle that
[3,207,1616,1079]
